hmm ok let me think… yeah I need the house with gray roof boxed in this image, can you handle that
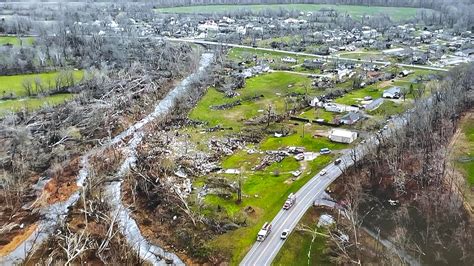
[364,98,384,111]
[339,112,361,125]
[383,87,401,99]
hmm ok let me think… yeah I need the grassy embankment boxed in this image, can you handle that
[273,207,330,265]
[187,70,347,264]
[157,4,428,21]
[454,114,474,186]
[451,113,474,213]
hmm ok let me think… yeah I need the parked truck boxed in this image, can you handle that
[283,193,296,210]
[257,222,272,241]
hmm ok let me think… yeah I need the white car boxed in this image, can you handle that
[320,169,327,176]
[320,148,331,155]
[281,229,290,240]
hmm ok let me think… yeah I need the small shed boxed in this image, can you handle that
[364,98,384,111]
[281,57,297,63]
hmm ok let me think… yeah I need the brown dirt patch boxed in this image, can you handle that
[0,223,37,256]
[40,156,81,205]
[379,80,393,88]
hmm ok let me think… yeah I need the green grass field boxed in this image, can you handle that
[189,72,313,131]
[256,35,301,48]
[334,84,382,106]
[273,207,330,266]
[456,115,474,186]
[337,51,386,61]
[0,36,35,46]
[227,47,313,67]
[0,93,73,114]
[207,154,333,264]
[260,124,347,152]
[157,4,429,20]
[299,108,336,123]
[0,70,84,97]
[369,100,409,117]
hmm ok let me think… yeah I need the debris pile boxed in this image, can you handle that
[252,151,287,171]
[252,147,307,171]
[209,137,245,156]
[210,100,242,110]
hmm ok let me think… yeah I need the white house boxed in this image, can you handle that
[197,20,218,32]
[281,57,297,63]
[329,129,358,144]
[324,103,359,113]
[309,97,320,107]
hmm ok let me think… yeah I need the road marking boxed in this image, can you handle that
[241,169,331,265]
[241,162,344,265]
[242,119,407,265]
[262,188,326,265]
[250,184,327,265]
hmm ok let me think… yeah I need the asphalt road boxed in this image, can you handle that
[167,38,448,72]
[240,153,354,266]
[240,121,400,265]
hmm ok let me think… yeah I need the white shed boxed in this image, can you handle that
[329,129,358,144]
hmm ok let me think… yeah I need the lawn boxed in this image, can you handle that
[368,100,409,117]
[0,36,34,46]
[227,47,313,65]
[256,35,302,48]
[0,93,73,114]
[260,123,347,152]
[456,115,474,186]
[334,84,382,106]
[0,70,84,98]
[189,72,313,131]
[299,108,336,123]
[337,51,385,61]
[273,207,330,266]
[206,154,334,264]
[156,4,429,20]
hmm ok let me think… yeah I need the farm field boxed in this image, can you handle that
[0,93,73,114]
[156,4,430,20]
[189,71,314,130]
[0,36,34,46]
[0,70,84,98]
